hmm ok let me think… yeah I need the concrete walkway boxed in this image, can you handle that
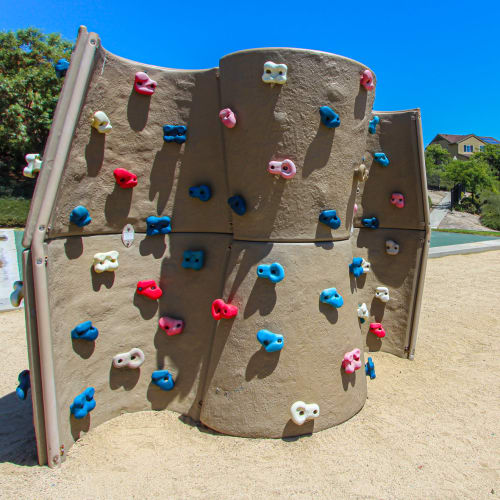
[429,191,451,229]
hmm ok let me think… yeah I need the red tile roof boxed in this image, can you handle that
[437,134,473,144]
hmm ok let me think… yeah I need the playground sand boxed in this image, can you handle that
[0,252,499,499]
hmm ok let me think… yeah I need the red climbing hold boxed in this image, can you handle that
[136,280,163,300]
[211,299,238,320]
[369,322,386,338]
[113,168,138,189]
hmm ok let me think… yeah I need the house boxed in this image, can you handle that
[428,134,500,160]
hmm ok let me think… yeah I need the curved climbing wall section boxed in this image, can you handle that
[21,26,429,466]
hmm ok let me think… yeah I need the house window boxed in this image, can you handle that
[480,146,485,151]
[463,145,474,152]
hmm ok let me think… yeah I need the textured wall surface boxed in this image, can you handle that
[220,49,375,241]
[47,233,230,451]
[201,240,366,437]
[23,32,428,463]
[48,51,231,238]
[355,110,426,231]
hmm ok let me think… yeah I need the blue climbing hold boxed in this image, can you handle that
[319,106,341,128]
[146,216,172,236]
[365,357,376,379]
[151,370,175,391]
[228,195,246,216]
[257,329,284,352]
[369,116,380,134]
[70,206,91,227]
[319,210,341,230]
[163,125,187,144]
[16,370,30,401]
[189,184,212,202]
[256,262,285,283]
[349,257,364,278]
[319,287,344,308]
[54,58,70,78]
[362,216,379,229]
[71,321,99,341]
[182,250,204,270]
[374,152,390,166]
[70,387,96,419]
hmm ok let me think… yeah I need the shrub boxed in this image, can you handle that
[480,192,500,230]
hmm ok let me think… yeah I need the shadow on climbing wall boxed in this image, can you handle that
[70,413,91,442]
[302,123,335,179]
[340,363,357,391]
[0,392,38,466]
[245,347,281,381]
[104,183,134,227]
[281,418,314,439]
[109,364,141,390]
[85,128,106,177]
[127,89,152,131]
[64,236,84,260]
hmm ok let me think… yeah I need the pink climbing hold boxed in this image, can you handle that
[136,280,163,300]
[390,192,405,208]
[113,168,138,189]
[159,316,185,336]
[134,72,157,95]
[219,108,237,128]
[267,159,297,179]
[354,203,358,214]
[343,348,362,374]
[211,299,238,320]
[369,323,386,338]
[360,69,375,91]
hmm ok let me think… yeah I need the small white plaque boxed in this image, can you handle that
[121,224,134,247]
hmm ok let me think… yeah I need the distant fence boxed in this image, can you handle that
[450,183,465,208]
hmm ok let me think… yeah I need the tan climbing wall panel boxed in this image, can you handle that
[351,228,426,357]
[201,240,367,437]
[46,233,230,452]
[220,49,376,241]
[355,109,426,230]
[47,48,231,238]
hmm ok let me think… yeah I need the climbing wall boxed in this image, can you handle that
[21,26,429,466]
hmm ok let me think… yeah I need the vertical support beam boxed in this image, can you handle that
[30,27,98,467]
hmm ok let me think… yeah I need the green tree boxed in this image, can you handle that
[444,158,496,200]
[474,144,500,179]
[425,143,452,167]
[0,28,73,197]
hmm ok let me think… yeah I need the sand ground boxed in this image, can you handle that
[0,252,499,499]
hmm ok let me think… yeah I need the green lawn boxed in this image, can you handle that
[0,197,31,227]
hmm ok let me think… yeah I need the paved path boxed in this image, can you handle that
[429,191,451,229]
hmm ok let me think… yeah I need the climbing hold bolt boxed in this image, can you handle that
[268,159,297,179]
[136,280,163,300]
[320,287,344,308]
[159,316,185,336]
[134,71,157,95]
[211,299,238,320]
[113,168,137,189]
[262,61,288,85]
[70,206,91,227]
[290,401,320,426]
[319,106,341,128]
[256,262,285,283]
[70,387,96,419]
[219,108,237,128]
[71,321,99,341]
[257,329,284,352]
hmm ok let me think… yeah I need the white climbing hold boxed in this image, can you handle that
[290,401,320,426]
[112,348,145,369]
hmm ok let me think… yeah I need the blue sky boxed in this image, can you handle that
[2,0,499,145]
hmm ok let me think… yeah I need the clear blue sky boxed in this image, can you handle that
[2,0,499,145]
